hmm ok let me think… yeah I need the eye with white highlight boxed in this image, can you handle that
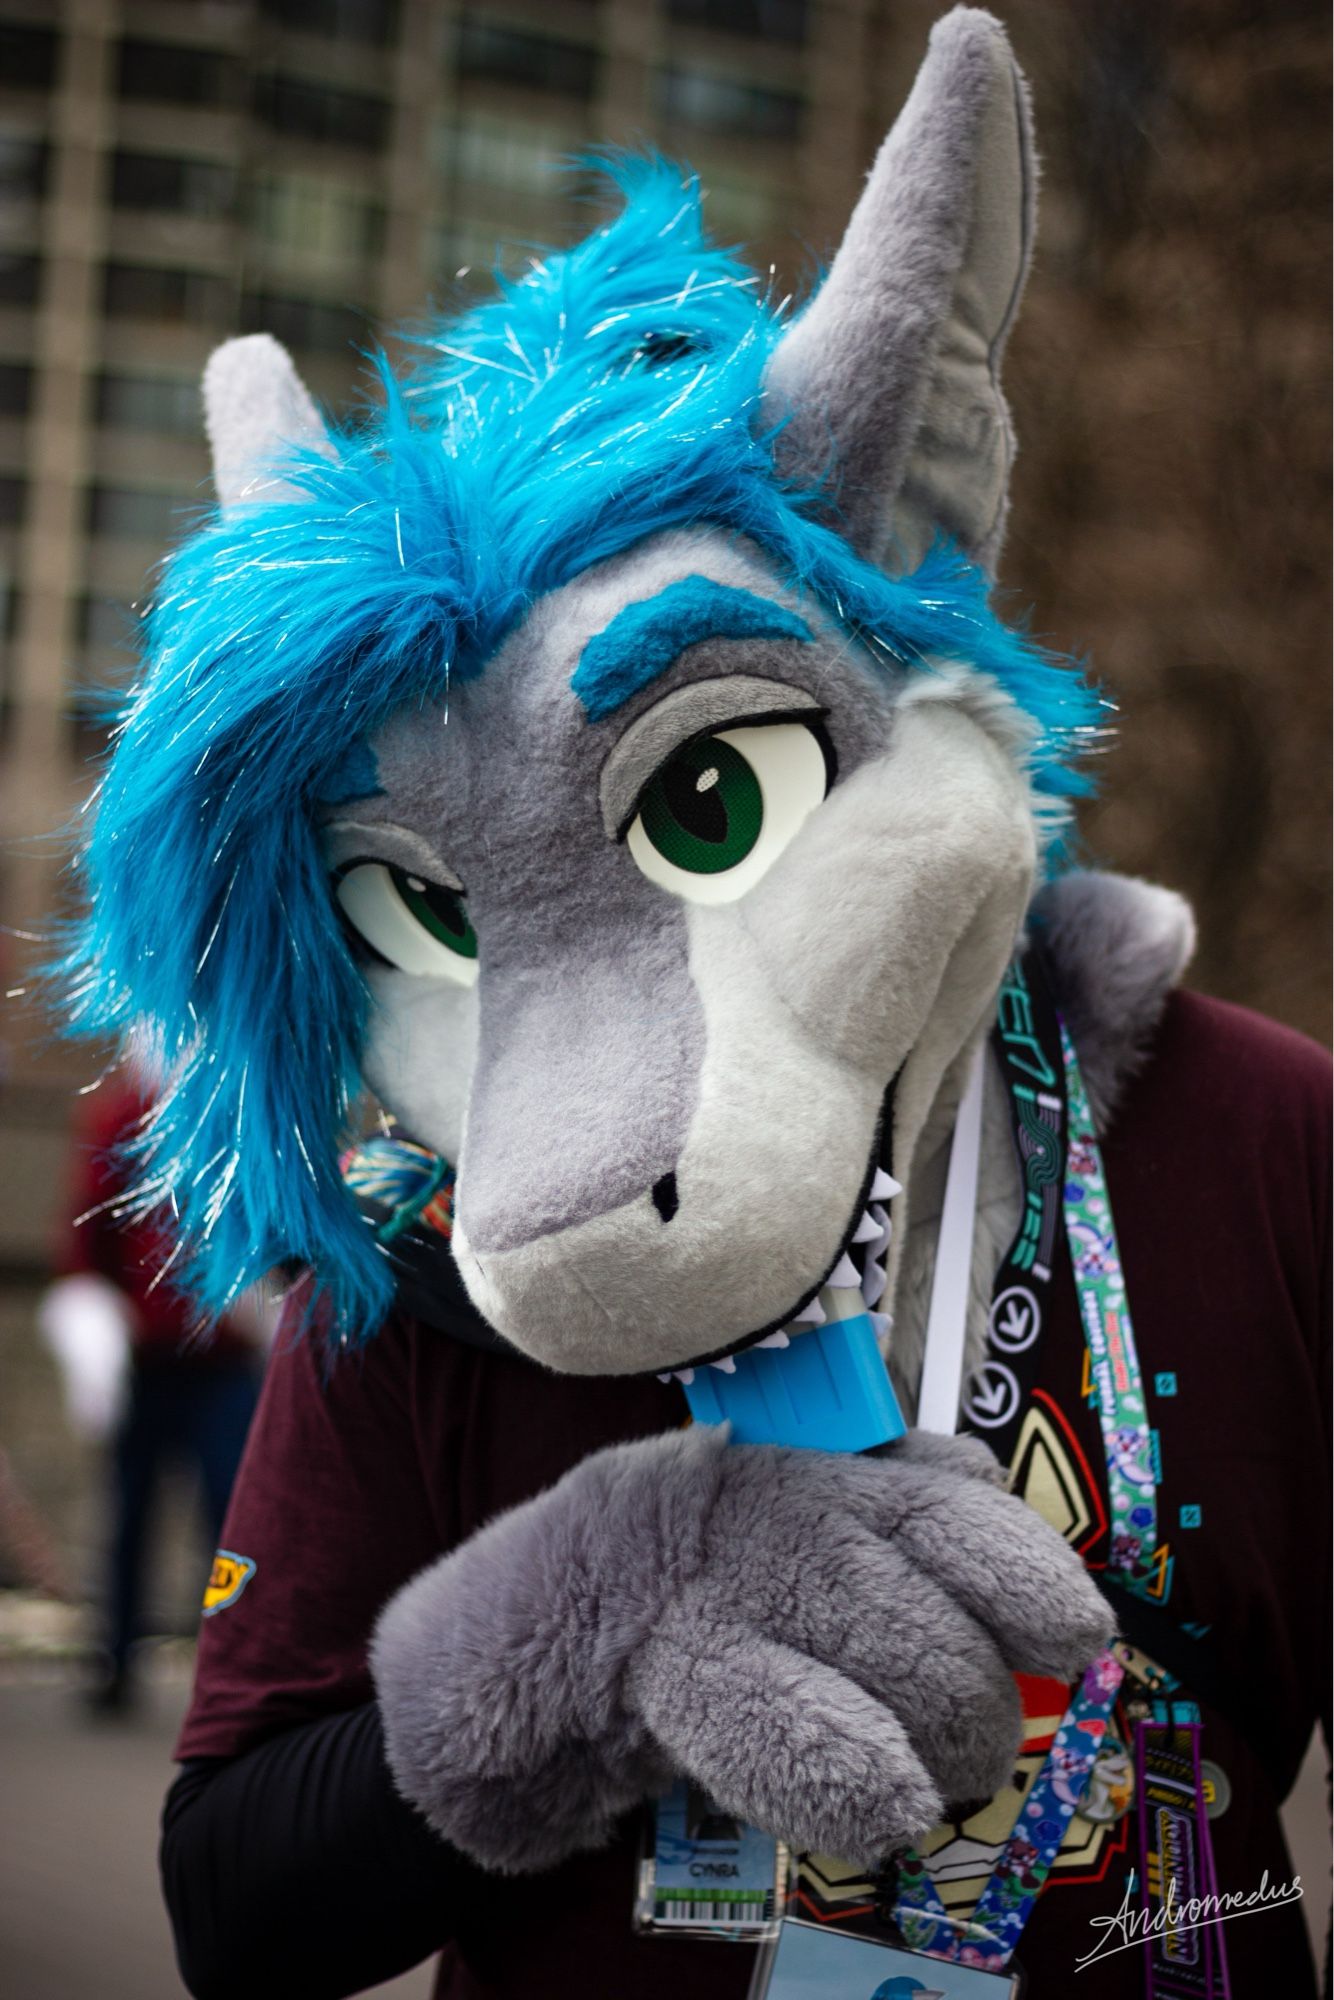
[626,720,831,906]
[335,862,479,985]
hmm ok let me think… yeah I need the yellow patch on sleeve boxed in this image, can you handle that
[202,1550,257,1617]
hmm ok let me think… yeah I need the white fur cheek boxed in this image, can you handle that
[359,969,479,1163]
[732,703,1037,1066]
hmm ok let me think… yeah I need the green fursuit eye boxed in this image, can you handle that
[638,735,763,875]
[390,867,478,959]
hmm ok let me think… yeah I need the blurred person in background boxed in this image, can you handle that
[38,1072,267,1714]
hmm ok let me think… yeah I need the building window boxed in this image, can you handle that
[658,66,803,141]
[665,0,808,45]
[430,220,526,286]
[0,476,27,526]
[252,72,391,151]
[87,484,186,542]
[241,290,365,354]
[0,581,13,740]
[455,20,598,100]
[258,0,400,46]
[700,169,784,240]
[250,173,384,262]
[444,112,584,197]
[96,372,200,436]
[116,38,239,108]
[0,572,16,739]
[0,362,32,416]
[110,150,237,220]
[0,23,60,90]
[103,263,232,325]
[0,254,40,306]
[0,253,40,307]
[0,132,49,202]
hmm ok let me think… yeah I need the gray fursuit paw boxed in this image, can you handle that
[371,1424,1113,1872]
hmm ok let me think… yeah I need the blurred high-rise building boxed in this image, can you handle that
[0,0,886,945]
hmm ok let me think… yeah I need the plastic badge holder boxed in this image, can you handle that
[749,1923,1024,1997]
[635,1779,787,1941]
[746,1852,1027,1998]
[683,1310,906,1453]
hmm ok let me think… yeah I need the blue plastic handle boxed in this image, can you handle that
[683,1312,906,1453]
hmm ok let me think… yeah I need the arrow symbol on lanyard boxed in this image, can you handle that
[963,1361,1021,1429]
[998,1299,1030,1342]
[988,1286,1040,1355]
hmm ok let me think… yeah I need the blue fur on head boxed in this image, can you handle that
[56,158,1102,1342]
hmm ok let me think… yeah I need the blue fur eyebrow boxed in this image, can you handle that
[571,575,812,721]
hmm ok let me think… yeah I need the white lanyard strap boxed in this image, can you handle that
[915,1039,986,1434]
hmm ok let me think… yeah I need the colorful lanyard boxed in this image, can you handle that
[957,955,1068,1455]
[892,959,1155,1971]
[1060,1016,1159,1599]
[893,1650,1126,1967]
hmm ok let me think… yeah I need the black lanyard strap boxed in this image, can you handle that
[959,952,1067,1460]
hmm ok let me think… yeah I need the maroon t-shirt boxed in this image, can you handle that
[179,993,1329,1999]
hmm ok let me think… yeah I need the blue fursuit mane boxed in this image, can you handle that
[56,159,1102,1342]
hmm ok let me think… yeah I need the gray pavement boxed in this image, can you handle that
[0,1667,432,2000]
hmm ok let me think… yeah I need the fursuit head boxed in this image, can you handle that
[66,12,1101,1378]
[60,7,1128,1869]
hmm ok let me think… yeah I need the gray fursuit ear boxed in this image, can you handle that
[763,7,1036,575]
[1033,870,1197,1131]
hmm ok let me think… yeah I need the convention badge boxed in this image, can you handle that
[635,1781,785,1940]
[747,1921,1025,2000]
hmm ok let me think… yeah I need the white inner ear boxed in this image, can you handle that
[627,721,828,906]
[203,333,334,513]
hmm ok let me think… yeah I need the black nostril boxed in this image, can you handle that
[651,1172,679,1223]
